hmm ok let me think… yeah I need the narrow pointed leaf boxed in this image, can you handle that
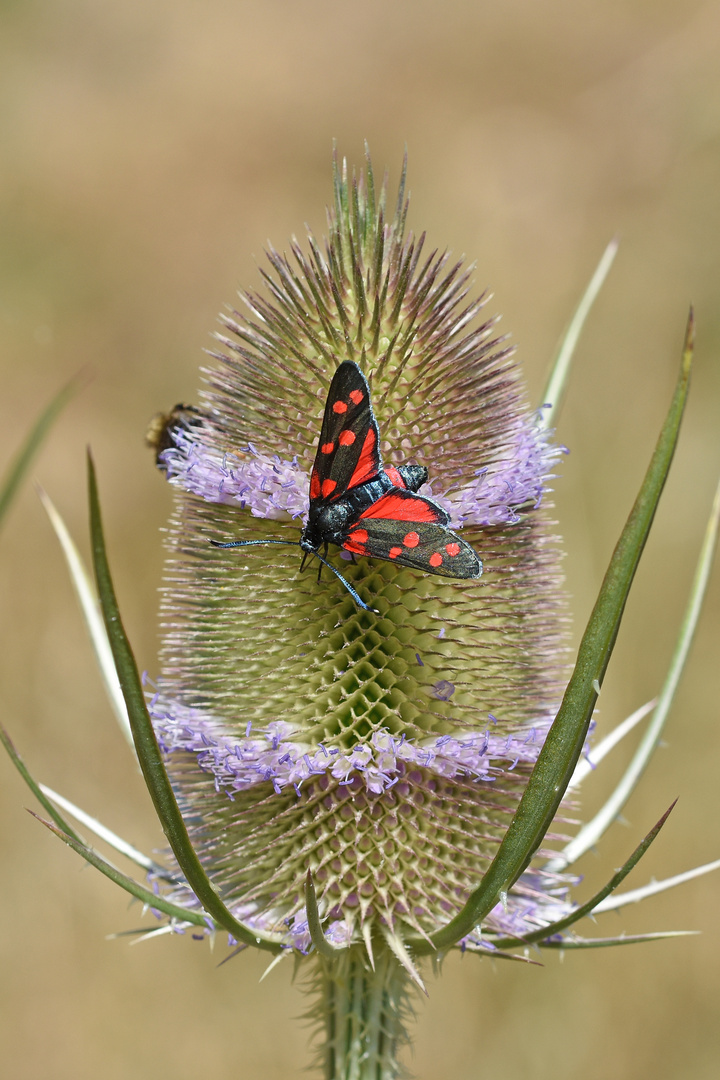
[488,803,675,949]
[538,931,698,950]
[465,948,543,966]
[2,723,199,924]
[216,944,250,968]
[129,927,177,945]
[0,377,78,530]
[40,784,176,881]
[305,872,342,957]
[361,922,375,971]
[552,465,720,870]
[593,857,720,914]
[419,311,694,954]
[381,927,427,994]
[109,926,176,939]
[539,238,618,429]
[0,723,84,846]
[87,451,282,954]
[39,488,133,750]
[29,811,210,928]
[259,953,290,983]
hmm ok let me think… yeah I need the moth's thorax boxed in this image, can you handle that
[303,473,394,549]
[394,463,428,492]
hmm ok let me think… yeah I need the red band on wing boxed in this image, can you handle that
[359,492,442,523]
[347,427,379,489]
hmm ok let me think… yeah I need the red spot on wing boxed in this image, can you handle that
[322,479,337,497]
[349,389,364,404]
[321,442,334,454]
[388,546,403,559]
[333,401,348,414]
[342,537,368,556]
[338,429,356,446]
[349,528,368,544]
[403,531,420,548]
[310,472,321,499]
[347,427,379,488]
[445,542,460,556]
[429,552,443,567]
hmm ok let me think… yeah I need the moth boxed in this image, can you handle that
[212,361,482,609]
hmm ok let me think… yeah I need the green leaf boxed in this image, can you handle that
[87,451,283,954]
[1,724,201,926]
[487,802,675,949]
[464,947,542,966]
[29,812,211,929]
[550,468,720,870]
[417,310,694,955]
[0,378,77,531]
[0,723,84,846]
[39,783,177,882]
[305,871,342,958]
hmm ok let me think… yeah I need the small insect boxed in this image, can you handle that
[212,361,482,609]
[145,403,204,471]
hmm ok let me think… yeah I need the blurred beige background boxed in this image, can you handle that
[1,2,719,1078]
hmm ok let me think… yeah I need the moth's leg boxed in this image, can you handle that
[316,542,329,584]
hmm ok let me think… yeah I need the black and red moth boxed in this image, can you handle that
[212,361,482,609]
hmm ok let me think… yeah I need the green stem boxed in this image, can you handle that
[319,946,413,1080]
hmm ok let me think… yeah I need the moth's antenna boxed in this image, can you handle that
[310,550,376,612]
[210,539,299,551]
[210,539,376,613]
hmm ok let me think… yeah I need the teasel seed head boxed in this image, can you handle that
[152,150,571,959]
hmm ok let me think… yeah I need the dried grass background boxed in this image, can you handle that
[1,2,719,1078]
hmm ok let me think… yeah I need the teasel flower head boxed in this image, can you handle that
[5,150,718,1080]
[151,152,571,963]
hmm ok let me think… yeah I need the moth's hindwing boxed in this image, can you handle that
[341,489,482,579]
